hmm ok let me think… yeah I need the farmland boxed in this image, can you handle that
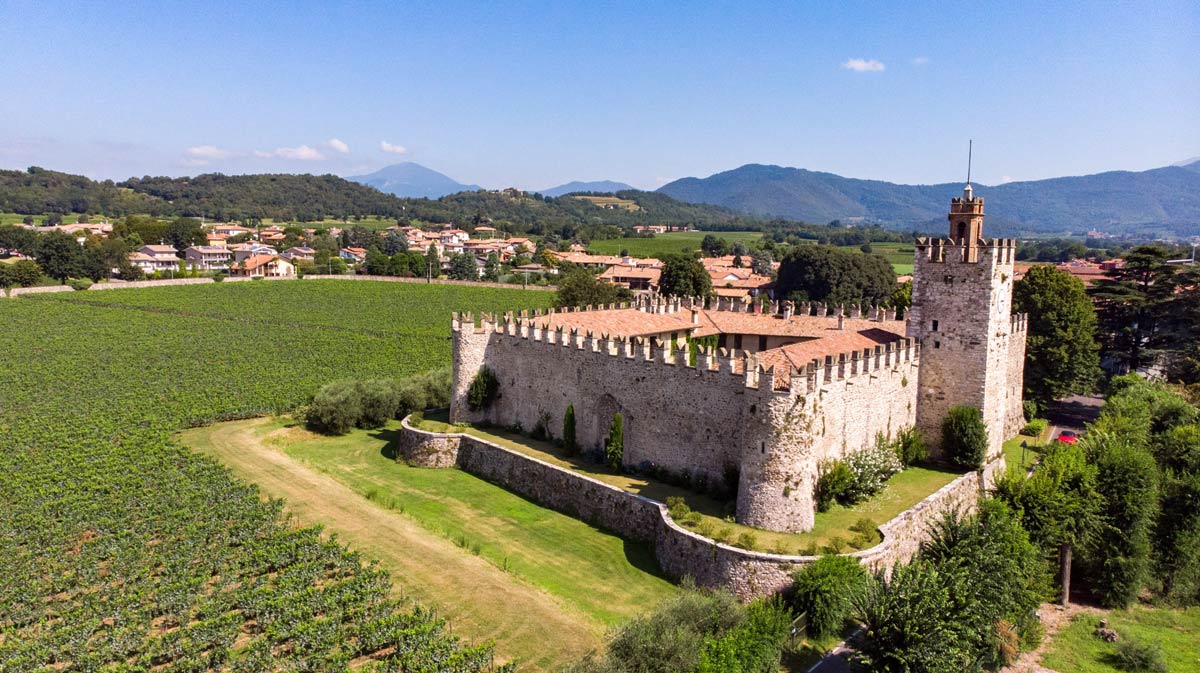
[586,230,763,257]
[838,241,916,276]
[0,281,554,671]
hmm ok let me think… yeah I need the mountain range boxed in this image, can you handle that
[347,162,480,199]
[658,161,1200,237]
[537,180,636,197]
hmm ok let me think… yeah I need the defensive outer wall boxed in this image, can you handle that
[396,414,1007,599]
[451,308,922,533]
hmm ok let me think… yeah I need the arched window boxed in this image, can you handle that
[956,221,968,241]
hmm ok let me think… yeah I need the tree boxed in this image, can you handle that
[562,404,578,455]
[606,413,624,469]
[750,249,773,277]
[1089,246,1176,374]
[941,405,988,470]
[1086,433,1159,608]
[164,217,205,250]
[35,231,84,282]
[731,255,743,268]
[993,440,1100,605]
[700,234,730,257]
[555,268,622,308]
[0,225,37,255]
[889,280,912,319]
[364,248,390,275]
[449,253,478,280]
[387,253,411,277]
[381,229,406,255]
[7,259,42,287]
[46,213,63,226]
[1163,264,1200,383]
[1014,265,1100,406]
[791,555,868,638]
[425,244,440,278]
[483,252,502,282]
[659,254,712,298]
[775,245,894,307]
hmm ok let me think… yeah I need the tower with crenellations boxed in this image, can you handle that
[907,183,1027,461]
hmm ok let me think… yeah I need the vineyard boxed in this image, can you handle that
[0,281,554,671]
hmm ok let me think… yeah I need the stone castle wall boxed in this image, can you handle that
[451,313,922,532]
[395,417,1005,599]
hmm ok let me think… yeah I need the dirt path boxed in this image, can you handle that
[1002,602,1104,673]
[189,418,602,672]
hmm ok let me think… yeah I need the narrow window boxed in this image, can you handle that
[758,335,768,351]
[934,340,941,349]
[931,319,939,332]
[734,334,743,349]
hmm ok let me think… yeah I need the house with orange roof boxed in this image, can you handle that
[230,254,295,277]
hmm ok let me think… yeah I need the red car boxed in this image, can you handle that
[1056,430,1079,444]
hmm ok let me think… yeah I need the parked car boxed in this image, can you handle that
[1056,430,1079,444]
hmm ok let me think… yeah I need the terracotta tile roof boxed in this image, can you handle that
[532,308,696,338]
[756,327,906,374]
[599,265,662,281]
[239,254,284,271]
[693,311,905,339]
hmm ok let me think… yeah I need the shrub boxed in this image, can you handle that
[816,460,853,511]
[531,411,551,441]
[895,426,928,465]
[605,413,624,469]
[695,598,792,673]
[791,555,868,638]
[843,444,903,503]
[211,272,226,282]
[1023,399,1039,421]
[735,531,758,551]
[466,367,498,412]
[666,496,691,520]
[356,380,399,429]
[562,404,578,455]
[1021,418,1048,437]
[942,405,989,470]
[306,381,362,435]
[67,277,92,291]
[1113,639,1168,673]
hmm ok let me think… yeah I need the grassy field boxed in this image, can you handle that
[586,230,763,258]
[1040,606,1200,672]
[569,195,641,211]
[839,241,916,276]
[182,417,678,670]
[413,411,962,555]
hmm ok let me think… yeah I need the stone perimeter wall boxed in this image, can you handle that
[396,415,1005,599]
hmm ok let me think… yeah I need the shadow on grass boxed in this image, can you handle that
[370,426,402,460]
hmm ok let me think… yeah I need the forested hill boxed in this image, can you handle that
[659,162,1200,237]
[0,167,775,234]
[0,164,782,233]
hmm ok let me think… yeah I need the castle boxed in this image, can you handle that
[451,186,1026,534]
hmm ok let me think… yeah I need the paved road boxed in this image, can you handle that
[1044,394,1103,435]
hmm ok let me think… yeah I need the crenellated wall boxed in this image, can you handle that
[395,416,1006,599]
[451,307,921,533]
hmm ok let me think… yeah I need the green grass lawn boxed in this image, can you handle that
[269,417,678,627]
[586,231,763,258]
[1040,606,1200,673]
[412,411,962,555]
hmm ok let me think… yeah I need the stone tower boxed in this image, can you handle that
[908,184,1026,461]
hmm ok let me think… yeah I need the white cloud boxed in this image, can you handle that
[999,175,1014,184]
[911,56,930,66]
[182,145,232,165]
[841,58,886,73]
[380,141,408,155]
[326,138,350,154]
[254,145,326,160]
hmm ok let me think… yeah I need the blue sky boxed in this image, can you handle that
[1,1,1196,190]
